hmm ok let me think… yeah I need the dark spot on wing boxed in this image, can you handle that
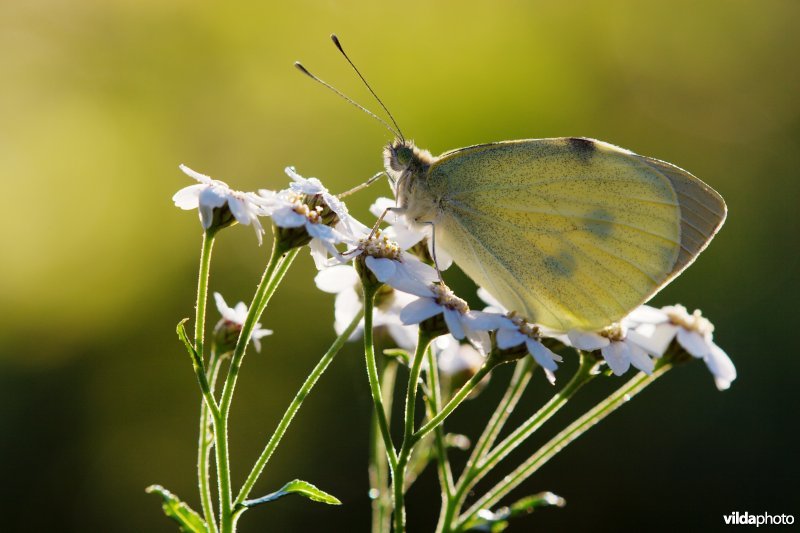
[567,137,596,163]
[584,208,614,239]
[543,251,576,277]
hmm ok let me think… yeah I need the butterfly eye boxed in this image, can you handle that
[395,145,414,168]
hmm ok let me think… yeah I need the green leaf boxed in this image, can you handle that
[242,479,342,508]
[383,348,410,365]
[146,485,208,533]
[507,491,565,517]
[176,318,202,368]
[462,491,565,531]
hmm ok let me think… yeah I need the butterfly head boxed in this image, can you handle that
[384,138,433,178]
[384,138,438,225]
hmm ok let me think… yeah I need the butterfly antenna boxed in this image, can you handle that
[330,34,405,142]
[294,62,401,138]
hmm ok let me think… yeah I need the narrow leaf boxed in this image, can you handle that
[507,491,565,517]
[242,479,341,508]
[383,348,410,365]
[176,318,202,368]
[146,484,208,533]
[463,492,564,531]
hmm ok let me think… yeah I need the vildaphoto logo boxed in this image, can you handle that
[723,512,795,526]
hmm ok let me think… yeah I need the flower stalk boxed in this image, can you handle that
[455,361,673,530]
[235,309,365,507]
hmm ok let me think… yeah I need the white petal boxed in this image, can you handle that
[465,327,492,355]
[527,339,560,372]
[305,221,337,241]
[400,256,439,283]
[227,196,252,225]
[496,328,526,349]
[389,224,425,250]
[323,193,350,221]
[625,305,669,326]
[705,342,737,391]
[476,287,505,312]
[627,342,654,374]
[384,270,435,297]
[444,308,466,339]
[334,289,363,332]
[308,238,333,270]
[172,184,204,209]
[677,328,711,358]
[386,323,419,351]
[179,164,215,185]
[214,293,236,322]
[198,187,229,229]
[271,207,307,228]
[370,197,398,219]
[315,265,358,293]
[400,298,442,325]
[543,368,557,385]
[567,330,610,351]
[633,322,678,356]
[430,240,454,271]
[468,311,508,331]
[232,302,248,322]
[366,256,397,282]
[601,342,631,376]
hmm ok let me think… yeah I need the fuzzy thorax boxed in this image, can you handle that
[383,138,438,227]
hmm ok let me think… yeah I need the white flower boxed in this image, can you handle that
[286,166,352,232]
[370,197,453,270]
[431,334,485,377]
[341,223,441,295]
[400,283,492,352]
[630,305,736,391]
[213,292,272,352]
[314,264,419,351]
[562,307,667,376]
[256,168,358,268]
[173,165,266,243]
[477,288,562,383]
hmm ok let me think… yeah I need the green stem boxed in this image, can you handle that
[439,357,534,533]
[363,283,398,469]
[216,240,298,533]
[456,363,672,529]
[195,232,215,364]
[445,354,598,532]
[392,331,432,533]
[425,347,454,497]
[414,362,495,442]
[198,349,226,533]
[370,361,398,533]
[193,231,218,532]
[234,309,365,506]
[469,357,534,468]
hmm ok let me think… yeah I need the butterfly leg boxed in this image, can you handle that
[369,206,407,240]
[421,220,444,285]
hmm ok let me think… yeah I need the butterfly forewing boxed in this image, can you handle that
[424,138,722,331]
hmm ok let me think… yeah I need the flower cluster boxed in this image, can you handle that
[173,165,735,389]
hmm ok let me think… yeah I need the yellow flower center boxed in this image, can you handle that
[358,230,402,260]
[506,311,540,339]
[665,305,714,336]
[431,283,468,314]
[600,323,625,342]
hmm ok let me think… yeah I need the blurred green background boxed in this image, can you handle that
[1,0,798,531]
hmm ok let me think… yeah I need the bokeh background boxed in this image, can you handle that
[1,1,798,531]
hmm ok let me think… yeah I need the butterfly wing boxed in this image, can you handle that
[425,138,725,331]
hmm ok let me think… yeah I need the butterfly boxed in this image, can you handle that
[298,36,727,332]
[385,136,726,331]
